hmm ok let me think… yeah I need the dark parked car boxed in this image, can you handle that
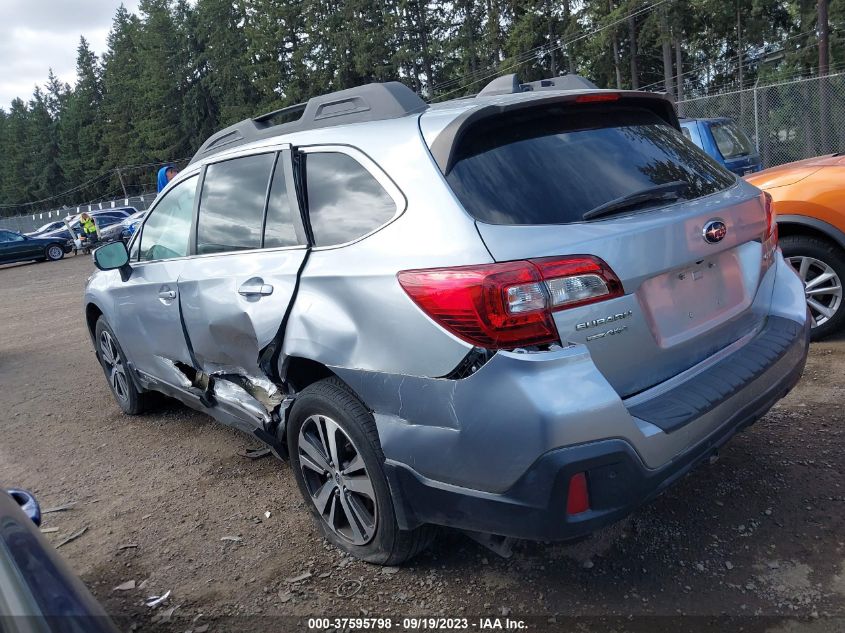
[0,488,118,633]
[25,220,67,237]
[98,209,144,243]
[0,229,71,265]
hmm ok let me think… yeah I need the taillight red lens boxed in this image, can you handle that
[397,261,558,348]
[398,256,623,349]
[763,191,777,242]
[575,93,620,104]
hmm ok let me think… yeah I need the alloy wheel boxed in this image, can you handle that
[47,246,63,260]
[788,255,843,328]
[99,330,129,403]
[298,414,377,546]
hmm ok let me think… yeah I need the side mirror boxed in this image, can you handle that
[93,240,132,280]
[7,489,41,526]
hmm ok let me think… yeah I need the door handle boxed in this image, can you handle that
[158,290,176,300]
[238,283,274,297]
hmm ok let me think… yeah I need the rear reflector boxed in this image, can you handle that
[575,93,620,104]
[398,256,623,350]
[566,472,590,515]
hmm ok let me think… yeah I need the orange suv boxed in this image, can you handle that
[746,154,845,339]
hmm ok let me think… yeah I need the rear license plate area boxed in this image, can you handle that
[637,250,748,347]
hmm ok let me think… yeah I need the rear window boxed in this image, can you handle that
[446,106,736,225]
[710,120,753,159]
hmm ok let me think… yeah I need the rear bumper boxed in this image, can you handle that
[385,314,808,539]
[331,254,810,539]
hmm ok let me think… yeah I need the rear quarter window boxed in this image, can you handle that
[304,152,397,247]
[446,105,736,225]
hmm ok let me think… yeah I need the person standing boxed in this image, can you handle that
[157,164,178,193]
[79,212,98,246]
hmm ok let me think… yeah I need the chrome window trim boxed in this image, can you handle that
[297,144,407,251]
[181,243,308,261]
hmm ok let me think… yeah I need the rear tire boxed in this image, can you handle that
[288,377,435,565]
[94,317,151,415]
[781,234,845,340]
[45,244,64,261]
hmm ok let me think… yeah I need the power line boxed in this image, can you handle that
[639,25,828,93]
[0,158,189,210]
[432,0,675,102]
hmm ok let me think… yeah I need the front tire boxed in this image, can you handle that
[45,244,64,261]
[781,234,845,340]
[288,377,435,565]
[94,317,150,415]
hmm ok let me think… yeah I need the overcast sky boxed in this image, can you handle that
[0,0,141,109]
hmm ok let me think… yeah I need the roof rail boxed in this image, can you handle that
[476,73,598,97]
[189,82,428,164]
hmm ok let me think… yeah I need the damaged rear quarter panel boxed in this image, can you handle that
[331,345,631,493]
[281,120,492,378]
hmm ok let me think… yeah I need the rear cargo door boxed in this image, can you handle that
[176,148,308,426]
[443,101,772,397]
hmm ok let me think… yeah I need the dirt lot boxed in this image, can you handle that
[1,254,843,633]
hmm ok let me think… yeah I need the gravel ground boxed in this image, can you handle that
[1,254,843,633]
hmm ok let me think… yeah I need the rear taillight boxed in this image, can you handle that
[397,256,623,349]
[762,191,778,263]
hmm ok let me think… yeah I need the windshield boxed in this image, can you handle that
[446,105,736,225]
[710,120,754,159]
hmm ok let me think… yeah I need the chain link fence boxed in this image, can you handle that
[678,72,845,169]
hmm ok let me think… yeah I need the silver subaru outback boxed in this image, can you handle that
[85,74,810,565]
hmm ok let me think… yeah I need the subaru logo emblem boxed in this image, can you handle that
[702,220,727,244]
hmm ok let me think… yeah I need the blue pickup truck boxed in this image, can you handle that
[680,117,762,176]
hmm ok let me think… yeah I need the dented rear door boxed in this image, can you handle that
[176,149,308,428]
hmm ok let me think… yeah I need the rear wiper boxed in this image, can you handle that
[582,180,689,221]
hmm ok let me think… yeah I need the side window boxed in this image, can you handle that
[1,231,24,242]
[305,152,397,247]
[196,153,275,254]
[263,157,299,248]
[139,175,198,262]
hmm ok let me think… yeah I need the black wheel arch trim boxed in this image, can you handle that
[777,214,845,251]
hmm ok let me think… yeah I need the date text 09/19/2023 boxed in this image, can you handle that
[307,616,528,630]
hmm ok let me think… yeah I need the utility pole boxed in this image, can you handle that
[675,39,684,113]
[547,0,556,76]
[628,12,638,89]
[819,0,831,151]
[115,168,128,198]
[661,7,673,98]
[818,0,830,76]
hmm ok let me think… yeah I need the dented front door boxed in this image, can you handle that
[176,149,308,430]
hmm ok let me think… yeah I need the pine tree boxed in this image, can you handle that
[135,0,187,161]
[28,88,63,201]
[3,99,34,205]
[59,37,104,199]
[102,5,144,173]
